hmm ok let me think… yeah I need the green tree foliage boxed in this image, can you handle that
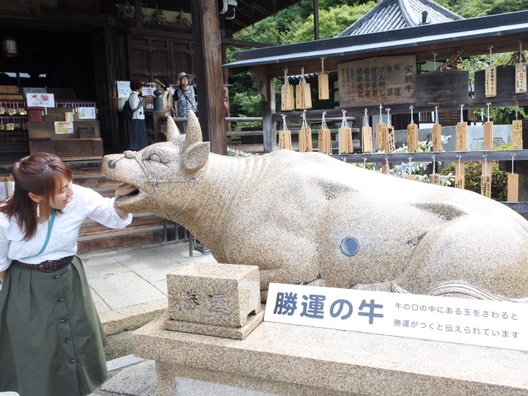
[290,3,376,41]
[450,0,528,17]
[228,0,528,119]
[230,2,374,117]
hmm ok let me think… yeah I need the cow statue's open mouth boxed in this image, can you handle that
[103,112,210,215]
[115,183,141,206]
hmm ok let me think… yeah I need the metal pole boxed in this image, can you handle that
[313,0,320,40]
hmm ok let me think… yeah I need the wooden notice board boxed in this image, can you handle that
[338,55,416,107]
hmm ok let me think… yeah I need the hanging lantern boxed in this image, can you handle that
[1,35,17,58]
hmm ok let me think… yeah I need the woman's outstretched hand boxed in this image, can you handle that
[114,183,137,198]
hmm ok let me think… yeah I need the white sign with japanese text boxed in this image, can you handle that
[116,81,132,99]
[265,283,528,352]
[26,92,55,108]
[76,107,96,120]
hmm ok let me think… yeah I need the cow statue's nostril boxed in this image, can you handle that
[108,159,116,170]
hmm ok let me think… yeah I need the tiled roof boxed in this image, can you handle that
[337,0,463,37]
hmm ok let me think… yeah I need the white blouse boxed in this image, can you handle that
[129,91,145,120]
[0,184,133,271]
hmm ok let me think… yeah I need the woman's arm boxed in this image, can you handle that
[0,219,10,280]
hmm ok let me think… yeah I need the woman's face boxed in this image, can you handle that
[50,178,74,211]
[180,76,189,86]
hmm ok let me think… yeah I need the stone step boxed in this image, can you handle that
[73,172,121,191]
[70,165,180,254]
[79,212,163,237]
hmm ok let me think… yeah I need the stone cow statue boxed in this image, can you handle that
[102,112,528,302]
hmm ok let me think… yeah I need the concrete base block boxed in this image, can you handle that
[163,307,264,340]
[166,262,261,336]
[134,314,528,396]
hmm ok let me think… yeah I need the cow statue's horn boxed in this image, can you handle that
[185,111,203,146]
[166,115,181,142]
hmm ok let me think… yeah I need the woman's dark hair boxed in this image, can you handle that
[0,152,72,240]
[130,79,142,91]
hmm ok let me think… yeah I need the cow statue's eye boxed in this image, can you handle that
[149,153,161,162]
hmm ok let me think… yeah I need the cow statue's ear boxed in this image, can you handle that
[182,142,210,171]
[166,115,181,143]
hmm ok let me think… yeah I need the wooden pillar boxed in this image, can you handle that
[253,67,276,153]
[191,0,227,155]
[134,0,142,29]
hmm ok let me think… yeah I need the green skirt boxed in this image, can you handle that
[0,256,107,396]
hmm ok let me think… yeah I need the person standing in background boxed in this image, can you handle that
[153,79,173,115]
[153,79,174,141]
[174,72,197,132]
[127,79,148,150]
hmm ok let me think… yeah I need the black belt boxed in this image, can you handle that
[13,256,74,273]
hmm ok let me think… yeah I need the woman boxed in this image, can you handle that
[0,152,135,396]
[174,72,197,132]
[127,78,148,150]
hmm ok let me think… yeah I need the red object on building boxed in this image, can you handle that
[27,107,43,122]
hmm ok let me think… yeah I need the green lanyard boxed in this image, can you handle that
[22,209,56,260]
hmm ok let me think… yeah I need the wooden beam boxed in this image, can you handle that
[221,37,273,48]
[253,66,276,152]
[191,0,226,154]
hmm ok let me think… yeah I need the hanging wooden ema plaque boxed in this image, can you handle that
[484,102,494,150]
[376,104,386,150]
[407,105,418,152]
[380,157,390,175]
[485,46,497,98]
[296,67,312,110]
[515,41,527,94]
[278,114,292,150]
[298,110,313,153]
[456,104,467,151]
[430,155,441,185]
[361,107,373,153]
[281,68,294,111]
[512,104,523,149]
[338,109,353,154]
[318,58,330,100]
[455,155,465,189]
[481,155,492,198]
[507,154,519,203]
[432,106,442,152]
[385,108,395,153]
[318,111,332,155]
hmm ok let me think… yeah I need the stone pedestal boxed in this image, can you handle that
[164,262,263,339]
[135,314,528,396]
